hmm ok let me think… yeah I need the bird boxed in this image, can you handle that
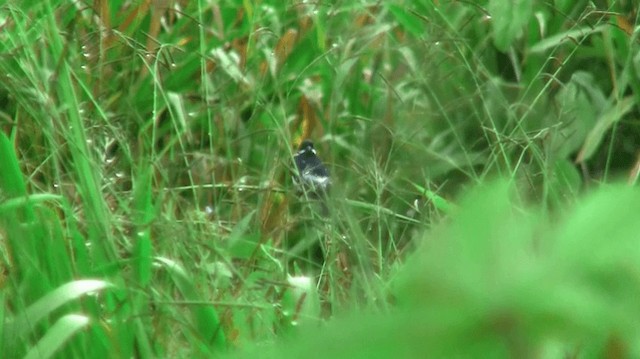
[292,139,331,268]
[293,139,330,198]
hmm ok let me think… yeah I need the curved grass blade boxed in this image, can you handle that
[23,314,90,359]
[6,280,111,338]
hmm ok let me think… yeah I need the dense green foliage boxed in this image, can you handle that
[228,181,640,358]
[1,0,640,357]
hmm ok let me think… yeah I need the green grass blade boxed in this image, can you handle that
[0,131,28,199]
[8,280,111,336]
[23,314,90,359]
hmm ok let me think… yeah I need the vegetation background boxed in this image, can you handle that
[2,0,640,357]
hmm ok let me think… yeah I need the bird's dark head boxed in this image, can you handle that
[293,138,330,195]
[298,139,315,154]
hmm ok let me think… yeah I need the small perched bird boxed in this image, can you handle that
[293,139,330,198]
[292,139,331,267]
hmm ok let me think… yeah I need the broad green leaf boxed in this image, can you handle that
[576,96,635,163]
[550,71,600,159]
[488,0,533,51]
[0,131,27,198]
[226,182,640,358]
[387,4,424,38]
[547,159,582,206]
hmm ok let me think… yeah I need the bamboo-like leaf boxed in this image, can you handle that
[8,280,110,337]
[23,314,90,359]
[0,131,27,199]
[132,165,154,286]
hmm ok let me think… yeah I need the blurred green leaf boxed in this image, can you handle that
[550,72,600,159]
[132,164,154,286]
[7,280,111,337]
[387,4,424,38]
[228,181,640,358]
[409,181,456,214]
[225,181,640,358]
[576,96,635,163]
[211,47,251,85]
[227,211,259,259]
[553,0,575,13]
[530,24,607,53]
[229,232,262,259]
[155,257,227,353]
[280,275,321,329]
[4,0,640,357]
[546,158,581,206]
[4,280,111,358]
[0,131,27,199]
[23,314,90,359]
[345,199,420,223]
[569,71,608,110]
[488,0,533,51]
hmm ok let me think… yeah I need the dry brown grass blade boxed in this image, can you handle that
[627,151,640,185]
[275,28,298,71]
[117,0,151,34]
[297,95,321,141]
